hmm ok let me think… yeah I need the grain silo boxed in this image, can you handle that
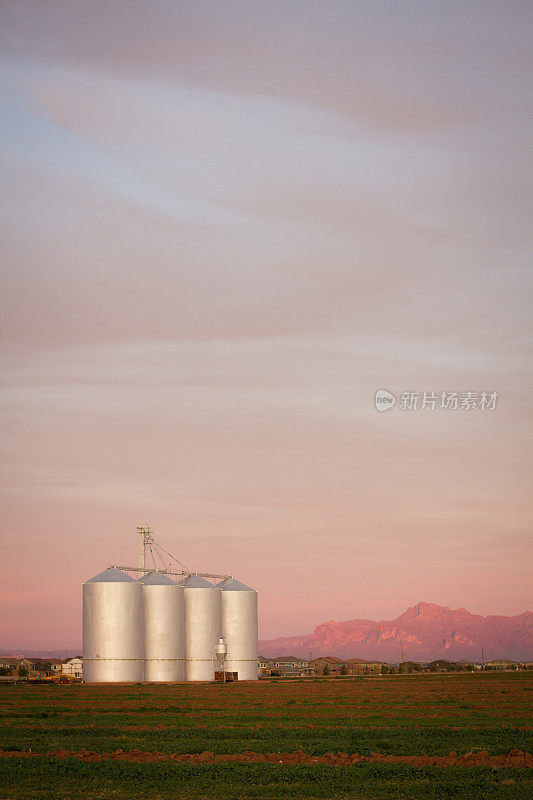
[216,578,258,680]
[83,568,144,682]
[82,527,259,683]
[182,575,221,681]
[138,571,185,682]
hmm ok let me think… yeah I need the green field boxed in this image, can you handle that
[0,671,531,799]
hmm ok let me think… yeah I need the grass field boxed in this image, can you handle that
[0,671,531,799]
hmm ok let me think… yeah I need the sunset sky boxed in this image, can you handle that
[1,1,531,649]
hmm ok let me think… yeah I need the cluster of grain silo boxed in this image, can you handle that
[82,563,258,683]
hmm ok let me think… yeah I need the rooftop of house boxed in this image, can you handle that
[270,656,308,663]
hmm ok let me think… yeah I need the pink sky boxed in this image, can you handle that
[0,1,531,649]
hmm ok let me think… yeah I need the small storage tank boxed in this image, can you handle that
[139,571,185,682]
[83,568,143,682]
[182,575,221,681]
[216,578,258,680]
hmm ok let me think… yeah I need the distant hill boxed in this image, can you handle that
[0,648,81,660]
[259,602,532,662]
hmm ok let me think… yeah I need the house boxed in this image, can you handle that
[28,658,51,675]
[0,657,34,676]
[270,656,308,669]
[258,656,310,677]
[61,657,83,678]
[28,658,64,676]
[258,656,274,676]
[270,656,310,676]
[0,658,19,675]
[308,656,342,675]
[428,660,459,671]
[308,657,388,676]
[346,659,387,675]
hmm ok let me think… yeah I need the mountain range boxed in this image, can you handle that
[0,648,81,660]
[259,602,532,662]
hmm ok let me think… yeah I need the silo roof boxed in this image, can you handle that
[179,574,215,589]
[137,571,177,585]
[85,567,136,583]
[216,578,254,592]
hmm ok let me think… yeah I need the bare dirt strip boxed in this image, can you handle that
[1,749,531,768]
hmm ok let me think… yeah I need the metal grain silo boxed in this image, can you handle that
[83,567,143,683]
[139,571,185,682]
[216,578,258,680]
[182,575,221,681]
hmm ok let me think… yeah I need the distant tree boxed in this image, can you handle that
[340,663,348,675]
[322,664,330,676]
[381,664,389,675]
[0,667,9,676]
[18,667,28,677]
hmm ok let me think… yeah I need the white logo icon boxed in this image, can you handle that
[375,389,396,412]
